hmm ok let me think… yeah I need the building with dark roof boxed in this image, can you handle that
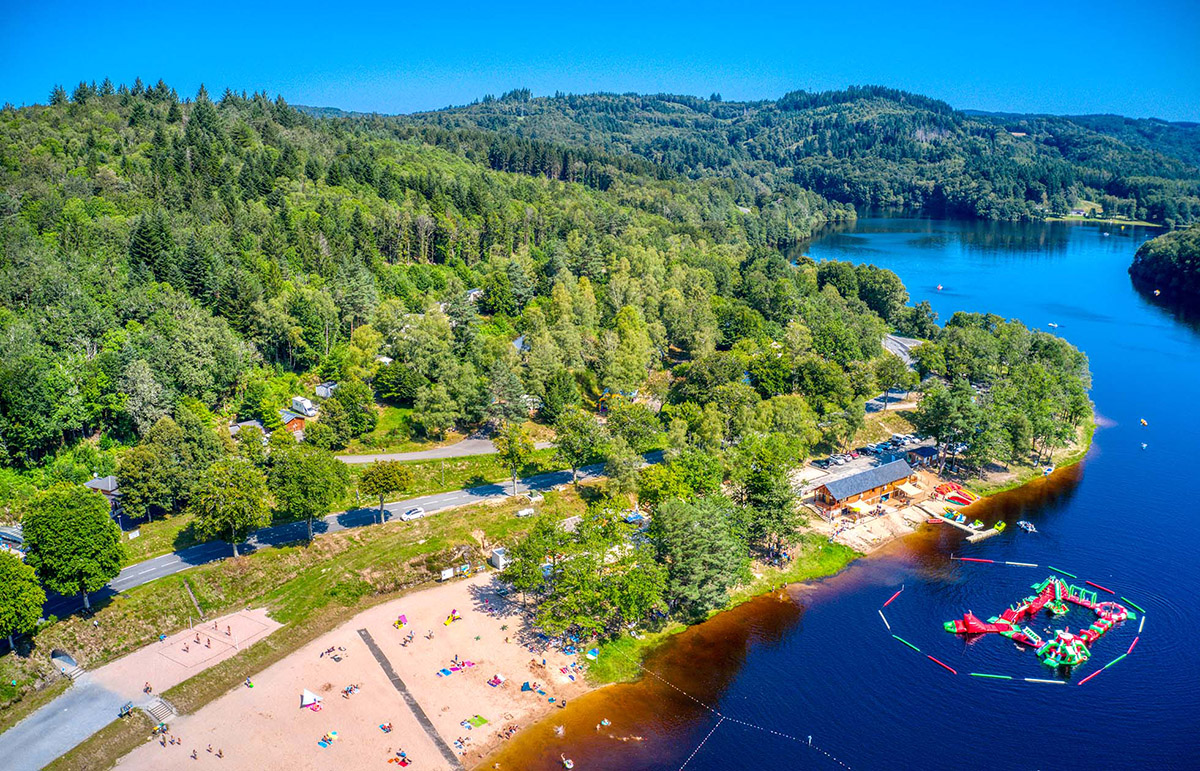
[907,446,940,467]
[83,475,121,516]
[814,460,915,509]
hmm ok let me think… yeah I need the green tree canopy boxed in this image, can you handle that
[23,485,124,609]
[358,460,413,524]
[270,444,349,539]
[0,552,47,650]
[190,457,270,556]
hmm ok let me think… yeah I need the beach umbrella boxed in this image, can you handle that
[300,689,323,708]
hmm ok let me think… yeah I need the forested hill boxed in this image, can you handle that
[400,86,1200,226]
[1128,224,1200,299]
[0,79,849,467]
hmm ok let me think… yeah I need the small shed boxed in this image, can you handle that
[279,410,306,437]
[907,446,939,468]
[316,382,338,399]
[489,548,511,570]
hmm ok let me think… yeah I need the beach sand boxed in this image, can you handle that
[115,572,592,770]
[93,608,279,697]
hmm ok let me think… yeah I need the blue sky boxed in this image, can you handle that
[2,0,1198,120]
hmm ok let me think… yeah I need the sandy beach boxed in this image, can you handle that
[115,572,592,771]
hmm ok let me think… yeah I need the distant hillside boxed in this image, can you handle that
[401,87,1200,226]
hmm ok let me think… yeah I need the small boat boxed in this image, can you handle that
[926,517,943,525]
[1043,466,1055,476]
[994,521,1007,533]
[970,519,985,530]
[1017,521,1037,533]
[561,757,575,769]
[1154,289,1161,296]
[1140,418,1148,426]
[1047,322,1058,328]
[936,284,944,291]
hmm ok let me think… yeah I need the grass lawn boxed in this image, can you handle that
[43,709,154,771]
[854,407,918,445]
[338,405,467,455]
[120,512,202,566]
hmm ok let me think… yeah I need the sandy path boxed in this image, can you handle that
[116,573,592,770]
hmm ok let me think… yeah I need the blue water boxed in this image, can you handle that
[503,217,1200,770]
[690,218,1200,769]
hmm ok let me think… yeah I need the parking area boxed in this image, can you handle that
[796,434,934,494]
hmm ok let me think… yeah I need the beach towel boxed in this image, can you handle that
[437,668,453,677]
[468,715,489,727]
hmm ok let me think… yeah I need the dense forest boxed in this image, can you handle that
[394,86,1200,226]
[0,79,1090,546]
[0,79,1099,672]
[1128,224,1200,299]
[0,77,850,478]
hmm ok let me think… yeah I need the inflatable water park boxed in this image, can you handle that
[877,559,1147,686]
[943,576,1132,668]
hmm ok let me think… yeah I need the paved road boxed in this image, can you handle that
[883,333,922,367]
[42,458,632,621]
[336,438,553,464]
[3,674,127,771]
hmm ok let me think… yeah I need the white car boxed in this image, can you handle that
[399,507,426,521]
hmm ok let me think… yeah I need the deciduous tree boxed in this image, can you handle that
[191,458,269,557]
[23,485,124,610]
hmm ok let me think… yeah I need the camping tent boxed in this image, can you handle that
[300,689,323,708]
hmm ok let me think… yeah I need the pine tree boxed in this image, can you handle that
[49,85,67,105]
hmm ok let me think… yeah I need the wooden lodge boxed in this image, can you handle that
[814,459,918,513]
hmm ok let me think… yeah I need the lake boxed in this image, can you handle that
[491,217,1200,770]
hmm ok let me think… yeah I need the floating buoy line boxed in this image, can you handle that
[880,561,1147,686]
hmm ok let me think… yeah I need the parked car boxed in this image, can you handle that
[813,458,832,469]
[400,507,426,521]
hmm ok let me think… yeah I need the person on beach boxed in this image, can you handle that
[226,625,231,636]
[217,749,223,758]
[205,638,211,648]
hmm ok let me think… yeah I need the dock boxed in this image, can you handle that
[918,502,1002,541]
[967,527,1003,543]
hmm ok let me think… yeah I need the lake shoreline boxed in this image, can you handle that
[478,418,1098,769]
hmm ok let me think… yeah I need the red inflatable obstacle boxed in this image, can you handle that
[943,577,1134,669]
